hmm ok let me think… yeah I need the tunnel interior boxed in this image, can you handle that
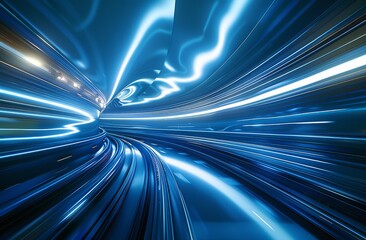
[0,1,366,239]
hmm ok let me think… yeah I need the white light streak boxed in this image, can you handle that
[0,88,94,141]
[102,54,366,120]
[108,0,175,102]
[128,0,247,105]
[243,121,333,127]
[63,200,87,221]
[164,61,176,72]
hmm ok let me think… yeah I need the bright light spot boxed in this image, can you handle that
[57,75,66,81]
[73,82,81,89]
[23,56,43,68]
[95,97,105,108]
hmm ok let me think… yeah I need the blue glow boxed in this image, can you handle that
[1,1,366,239]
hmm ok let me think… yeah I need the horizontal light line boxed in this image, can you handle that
[243,121,333,127]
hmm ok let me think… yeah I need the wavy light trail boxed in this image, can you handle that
[102,54,366,120]
[108,0,175,103]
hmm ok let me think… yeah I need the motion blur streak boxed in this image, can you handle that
[0,1,365,240]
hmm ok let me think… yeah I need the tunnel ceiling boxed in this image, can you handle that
[4,0,364,116]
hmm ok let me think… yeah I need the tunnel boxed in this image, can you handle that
[0,1,366,239]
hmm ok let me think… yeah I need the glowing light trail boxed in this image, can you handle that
[102,54,366,120]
